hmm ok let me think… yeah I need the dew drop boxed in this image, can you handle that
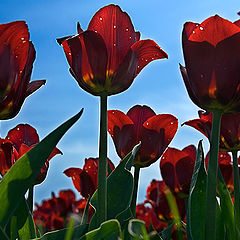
[200,74,204,79]
[170,122,173,125]
[112,111,115,114]
[113,25,116,29]
[68,52,71,55]
[146,122,149,126]
[95,30,98,33]
[145,59,148,62]
[126,28,129,31]
[113,43,116,46]
[220,154,223,157]
[200,26,204,30]
[99,17,103,21]
[192,31,195,34]
[108,128,111,132]
[17,127,20,130]
[129,36,132,39]
[137,66,140,68]
[21,37,24,40]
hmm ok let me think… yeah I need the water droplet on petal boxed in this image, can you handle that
[170,122,173,125]
[113,43,116,46]
[200,26,204,30]
[126,28,129,31]
[113,25,116,29]
[21,37,24,40]
[200,74,204,79]
[17,127,20,130]
[99,17,103,21]
[192,31,195,34]
[146,122,149,126]
[112,111,115,114]
[129,36,132,39]
[95,30,98,33]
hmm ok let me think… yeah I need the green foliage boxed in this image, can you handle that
[80,219,121,240]
[89,143,141,230]
[0,110,83,238]
[158,223,174,240]
[188,140,206,239]
[35,224,88,240]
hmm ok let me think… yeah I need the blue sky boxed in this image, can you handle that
[1,0,240,204]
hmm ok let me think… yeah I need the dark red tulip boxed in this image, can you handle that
[57,4,167,96]
[205,151,235,194]
[33,190,93,232]
[183,110,240,152]
[146,180,186,220]
[0,124,62,184]
[0,21,45,119]
[181,15,240,113]
[0,139,18,176]
[64,157,115,198]
[108,105,178,167]
[160,145,196,197]
[136,203,167,232]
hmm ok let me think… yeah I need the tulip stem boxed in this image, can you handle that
[130,166,140,217]
[205,110,222,240]
[232,150,240,231]
[27,185,34,213]
[98,94,108,225]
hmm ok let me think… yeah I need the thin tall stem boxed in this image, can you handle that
[130,166,140,217]
[232,150,240,235]
[205,110,222,240]
[97,94,108,225]
[28,185,34,213]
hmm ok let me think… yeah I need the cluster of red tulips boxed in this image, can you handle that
[0,4,240,240]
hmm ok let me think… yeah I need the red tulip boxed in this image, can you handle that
[160,145,196,197]
[181,15,240,113]
[57,4,167,96]
[64,157,115,198]
[136,203,167,232]
[183,110,240,152]
[108,105,178,167]
[205,151,235,194]
[33,190,93,232]
[146,180,186,221]
[0,21,45,119]
[0,124,62,184]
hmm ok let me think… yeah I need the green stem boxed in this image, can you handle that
[232,150,240,234]
[28,185,34,213]
[97,94,108,225]
[205,110,222,240]
[130,166,140,217]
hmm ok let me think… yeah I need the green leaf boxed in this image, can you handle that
[218,169,239,239]
[128,219,149,240]
[79,219,121,240]
[17,198,36,239]
[0,225,10,240]
[81,197,91,225]
[188,140,206,240]
[0,109,83,228]
[158,223,174,240]
[35,224,88,240]
[89,143,141,230]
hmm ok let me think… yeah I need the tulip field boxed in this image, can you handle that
[1,2,240,240]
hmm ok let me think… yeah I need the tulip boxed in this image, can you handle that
[0,124,62,185]
[108,105,178,167]
[57,4,167,96]
[160,145,196,197]
[0,21,45,119]
[64,157,115,198]
[181,15,240,113]
[183,110,240,152]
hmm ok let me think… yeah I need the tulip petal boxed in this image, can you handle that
[188,15,240,47]
[127,105,156,140]
[88,4,139,72]
[108,110,135,158]
[6,124,39,151]
[62,31,108,95]
[131,39,168,75]
[64,167,95,198]
[25,80,46,97]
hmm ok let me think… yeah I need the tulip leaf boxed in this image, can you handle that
[158,222,174,240]
[89,143,141,230]
[128,219,149,240]
[0,226,10,240]
[218,170,239,239]
[17,198,36,240]
[35,224,88,240]
[79,219,121,240]
[188,140,206,240]
[0,109,83,228]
